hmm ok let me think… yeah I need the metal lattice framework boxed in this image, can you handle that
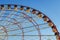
[0,4,60,40]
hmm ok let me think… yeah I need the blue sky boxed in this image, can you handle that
[0,0,60,40]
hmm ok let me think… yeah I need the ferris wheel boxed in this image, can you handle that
[0,4,60,40]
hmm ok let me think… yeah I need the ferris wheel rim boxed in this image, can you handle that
[0,4,60,40]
